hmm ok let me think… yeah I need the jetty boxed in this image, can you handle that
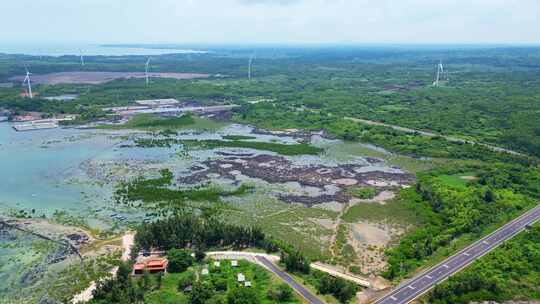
[12,119,62,131]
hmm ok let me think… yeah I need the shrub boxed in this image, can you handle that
[167,249,194,273]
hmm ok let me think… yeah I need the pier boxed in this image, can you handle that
[12,119,59,131]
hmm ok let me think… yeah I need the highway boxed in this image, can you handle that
[255,256,325,304]
[375,204,540,304]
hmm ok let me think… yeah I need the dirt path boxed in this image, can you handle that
[345,117,524,156]
[329,202,349,257]
[311,262,372,288]
[71,231,134,304]
[121,232,135,261]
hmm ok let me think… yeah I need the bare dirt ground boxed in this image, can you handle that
[10,71,210,85]
[348,221,405,275]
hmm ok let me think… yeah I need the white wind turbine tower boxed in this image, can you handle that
[145,57,151,85]
[22,68,33,99]
[433,60,444,87]
[248,54,255,81]
[79,49,85,66]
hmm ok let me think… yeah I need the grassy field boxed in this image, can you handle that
[325,141,465,174]
[342,189,420,225]
[135,138,324,156]
[143,259,300,304]
[435,174,474,189]
[332,223,357,265]
[144,272,190,304]
[186,139,323,156]
[222,194,338,260]
[100,114,227,131]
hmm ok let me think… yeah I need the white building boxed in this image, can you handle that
[135,98,180,107]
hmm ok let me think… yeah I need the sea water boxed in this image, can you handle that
[0,43,206,57]
[0,123,113,215]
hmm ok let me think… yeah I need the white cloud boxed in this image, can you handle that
[1,0,539,44]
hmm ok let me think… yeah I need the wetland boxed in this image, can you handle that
[0,118,414,303]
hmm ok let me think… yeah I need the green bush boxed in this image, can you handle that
[167,249,194,273]
[177,272,196,291]
[226,287,260,304]
[267,283,293,301]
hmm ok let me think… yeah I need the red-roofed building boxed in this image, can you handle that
[132,258,168,275]
[133,263,146,275]
[147,259,168,273]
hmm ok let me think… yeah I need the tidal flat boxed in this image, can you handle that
[0,121,414,302]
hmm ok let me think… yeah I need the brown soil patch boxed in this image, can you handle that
[347,221,405,275]
[10,71,210,85]
[351,222,391,246]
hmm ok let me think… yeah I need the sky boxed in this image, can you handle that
[2,0,539,45]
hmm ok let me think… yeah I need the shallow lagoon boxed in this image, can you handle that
[0,123,110,214]
[0,122,402,219]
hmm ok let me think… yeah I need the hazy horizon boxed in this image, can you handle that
[2,0,539,45]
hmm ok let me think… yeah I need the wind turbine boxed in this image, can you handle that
[79,49,85,66]
[145,57,151,85]
[248,54,255,81]
[433,60,444,87]
[22,68,33,99]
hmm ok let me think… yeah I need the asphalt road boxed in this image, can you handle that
[375,204,540,304]
[255,256,325,304]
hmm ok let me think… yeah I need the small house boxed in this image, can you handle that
[231,260,238,267]
[214,261,221,267]
[237,273,245,282]
[202,268,209,275]
[244,281,252,287]
[132,258,168,275]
